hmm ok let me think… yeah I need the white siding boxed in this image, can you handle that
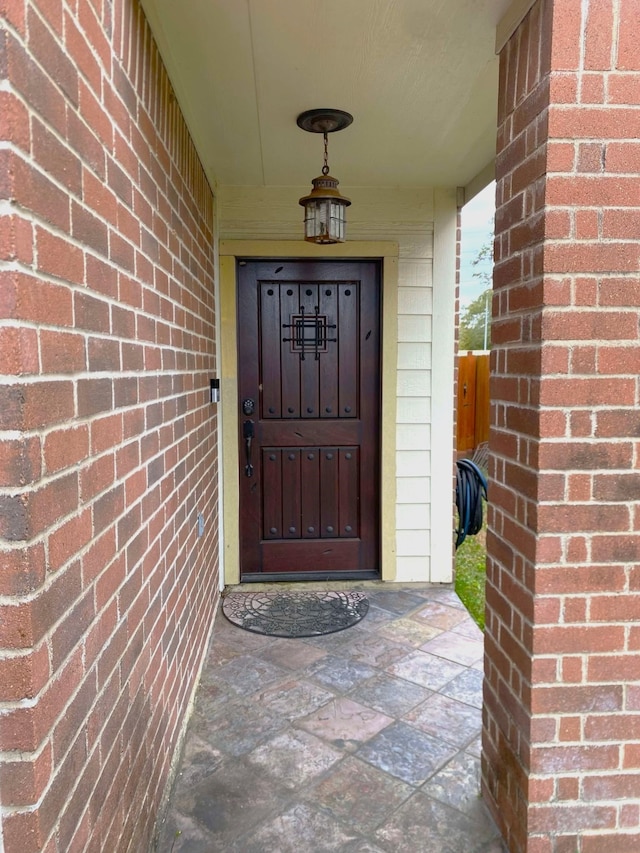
[394,224,434,581]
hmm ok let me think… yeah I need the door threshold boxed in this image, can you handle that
[241,570,380,584]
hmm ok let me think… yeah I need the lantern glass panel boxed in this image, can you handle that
[302,198,347,243]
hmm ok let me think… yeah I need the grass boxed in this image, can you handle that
[454,524,487,630]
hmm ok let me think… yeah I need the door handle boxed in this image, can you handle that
[243,420,254,477]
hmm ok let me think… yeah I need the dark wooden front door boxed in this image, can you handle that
[237,259,381,581]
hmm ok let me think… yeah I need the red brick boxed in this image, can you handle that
[590,652,640,683]
[77,378,114,417]
[554,775,577,801]
[590,594,640,622]
[78,3,111,70]
[5,27,66,134]
[0,0,26,35]
[548,73,578,105]
[532,744,620,774]
[592,534,640,562]
[538,503,629,533]
[0,381,74,429]
[82,167,118,225]
[30,564,83,646]
[596,409,640,437]
[86,253,118,297]
[605,141,640,172]
[0,212,34,262]
[574,208,599,240]
[602,209,640,239]
[78,79,114,151]
[32,117,82,194]
[515,11,532,103]
[2,271,72,328]
[74,290,110,333]
[548,106,640,140]
[79,454,115,503]
[39,329,86,374]
[0,642,50,702]
[539,440,633,471]
[93,483,125,536]
[568,412,592,438]
[586,713,640,745]
[64,10,102,95]
[559,716,581,742]
[8,152,71,232]
[563,597,587,623]
[577,141,604,172]
[583,834,640,853]
[608,74,640,105]
[623,743,640,768]
[543,209,570,239]
[48,509,93,573]
[620,804,640,827]
[35,733,87,841]
[0,326,39,376]
[535,625,625,654]
[106,155,133,206]
[0,808,46,853]
[545,241,640,274]
[26,3,77,97]
[0,542,46,596]
[109,229,135,271]
[530,802,616,833]
[71,200,108,255]
[617,0,640,70]
[0,740,53,807]
[549,0,583,70]
[25,472,78,538]
[594,472,640,501]
[97,619,129,690]
[43,426,89,475]
[580,73,606,104]
[60,794,91,853]
[0,646,83,751]
[52,668,97,762]
[87,335,121,372]
[67,112,105,180]
[545,141,574,172]
[566,534,588,562]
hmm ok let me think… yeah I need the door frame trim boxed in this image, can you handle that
[219,240,399,585]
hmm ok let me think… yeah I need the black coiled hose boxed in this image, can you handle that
[455,458,488,549]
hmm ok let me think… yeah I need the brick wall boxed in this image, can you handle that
[485,1,640,850]
[0,1,219,850]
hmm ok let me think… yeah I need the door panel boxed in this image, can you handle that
[237,259,381,579]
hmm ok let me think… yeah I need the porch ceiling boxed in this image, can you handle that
[140,0,511,191]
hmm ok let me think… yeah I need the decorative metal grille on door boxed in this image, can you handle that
[259,282,359,420]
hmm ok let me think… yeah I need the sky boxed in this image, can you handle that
[459,181,495,310]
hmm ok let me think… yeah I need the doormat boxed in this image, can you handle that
[222,590,369,638]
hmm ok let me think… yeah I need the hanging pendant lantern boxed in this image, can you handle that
[297,109,352,244]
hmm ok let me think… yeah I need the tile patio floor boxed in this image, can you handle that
[155,584,506,853]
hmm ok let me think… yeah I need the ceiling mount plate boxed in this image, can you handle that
[297,108,353,134]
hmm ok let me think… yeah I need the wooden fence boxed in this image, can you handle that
[456,351,490,454]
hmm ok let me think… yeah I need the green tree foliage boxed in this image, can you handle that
[460,237,493,351]
[459,288,492,350]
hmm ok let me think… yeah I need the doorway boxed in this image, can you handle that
[237,259,382,581]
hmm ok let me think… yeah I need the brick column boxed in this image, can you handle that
[484,1,640,851]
